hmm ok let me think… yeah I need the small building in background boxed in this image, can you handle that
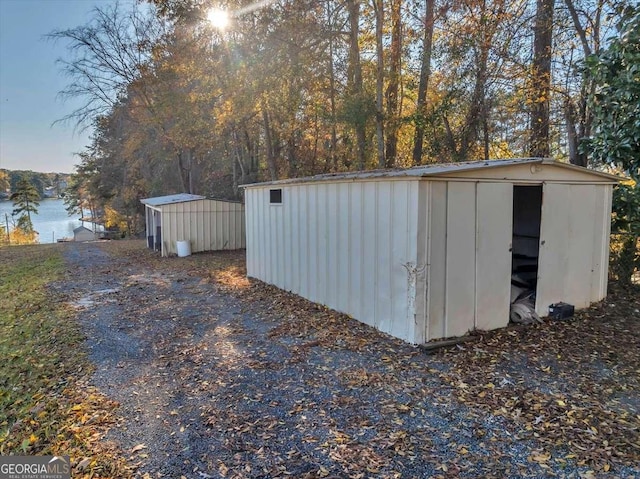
[242,158,619,344]
[141,194,245,257]
[73,225,98,242]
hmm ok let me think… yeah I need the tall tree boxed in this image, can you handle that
[373,0,386,168]
[530,0,555,157]
[411,0,435,165]
[10,178,40,232]
[557,0,610,166]
[347,0,367,170]
[48,3,162,128]
[384,0,403,167]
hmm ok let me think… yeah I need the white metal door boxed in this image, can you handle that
[536,183,601,315]
[475,183,513,331]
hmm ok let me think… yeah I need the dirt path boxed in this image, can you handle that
[58,241,640,478]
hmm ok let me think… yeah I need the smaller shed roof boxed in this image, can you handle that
[141,194,205,207]
[242,158,621,188]
[73,226,93,234]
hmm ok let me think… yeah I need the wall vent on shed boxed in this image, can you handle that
[270,188,283,204]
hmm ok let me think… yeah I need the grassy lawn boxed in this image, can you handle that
[0,245,128,478]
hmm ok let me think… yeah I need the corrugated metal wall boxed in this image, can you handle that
[245,180,422,343]
[161,199,245,256]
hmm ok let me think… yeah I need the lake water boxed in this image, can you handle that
[0,198,85,244]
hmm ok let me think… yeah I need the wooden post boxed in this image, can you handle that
[5,213,10,244]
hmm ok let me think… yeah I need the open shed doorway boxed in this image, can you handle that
[511,185,543,303]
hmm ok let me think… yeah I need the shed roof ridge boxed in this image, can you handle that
[141,193,206,206]
[241,158,621,187]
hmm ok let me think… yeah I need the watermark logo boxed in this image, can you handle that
[0,456,70,479]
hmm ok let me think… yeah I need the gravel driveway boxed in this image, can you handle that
[59,241,639,479]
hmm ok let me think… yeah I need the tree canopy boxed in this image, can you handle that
[585,4,640,181]
[50,0,633,232]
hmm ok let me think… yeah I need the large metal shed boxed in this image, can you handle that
[243,158,619,344]
[141,194,245,257]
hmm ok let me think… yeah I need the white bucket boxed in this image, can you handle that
[176,240,191,257]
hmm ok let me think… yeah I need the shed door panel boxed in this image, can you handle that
[537,184,601,315]
[475,183,512,331]
[445,182,477,337]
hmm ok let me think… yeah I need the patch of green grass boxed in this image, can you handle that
[0,245,129,477]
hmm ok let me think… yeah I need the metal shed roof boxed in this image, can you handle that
[242,158,621,187]
[140,194,205,206]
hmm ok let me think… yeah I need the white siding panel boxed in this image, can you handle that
[326,183,339,308]
[336,185,351,314]
[316,184,329,303]
[393,181,419,342]
[292,186,302,295]
[349,183,364,320]
[276,194,285,286]
[257,194,265,279]
[427,182,448,340]
[361,182,377,326]
[308,186,319,302]
[591,185,612,301]
[298,187,310,299]
[537,184,571,315]
[276,193,285,288]
[566,185,597,308]
[475,183,512,331]
[245,191,255,276]
[250,191,259,278]
[414,182,430,345]
[282,187,292,292]
[375,181,392,334]
[445,182,477,338]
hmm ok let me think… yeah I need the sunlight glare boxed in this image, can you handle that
[207,8,230,30]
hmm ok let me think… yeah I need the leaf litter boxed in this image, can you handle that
[58,240,639,478]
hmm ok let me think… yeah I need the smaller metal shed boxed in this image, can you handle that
[141,194,245,257]
[73,225,98,242]
[243,158,620,344]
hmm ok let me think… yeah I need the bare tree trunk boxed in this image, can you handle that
[483,98,490,161]
[563,0,603,166]
[563,0,592,57]
[177,150,189,193]
[373,0,385,169]
[188,147,194,194]
[563,97,582,165]
[443,116,459,159]
[288,132,298,177]
[529,0,554,158]
[347,0,366,170]
[262,107,278,180]
[384,0,402,168]
[232,154,238,195]
[327,0,339,170]
[412,0,435,165]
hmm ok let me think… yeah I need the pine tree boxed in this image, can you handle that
[10,178,40,232]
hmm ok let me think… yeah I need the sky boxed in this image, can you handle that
[0,0,120,174]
